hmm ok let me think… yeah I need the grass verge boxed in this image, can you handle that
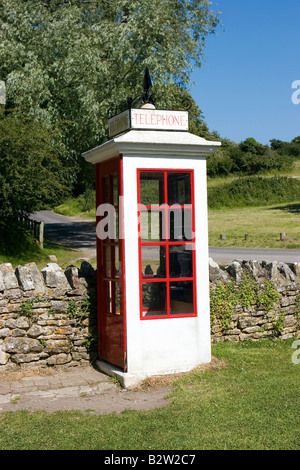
[208,201,300,248]
[0,239,93,270]
[54,192,96,220]
[0,339,299,450]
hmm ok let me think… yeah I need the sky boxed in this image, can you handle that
[190,0,300,145]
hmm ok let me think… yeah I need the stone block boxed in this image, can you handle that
[0,340,9,365]
[15,265,35,291]
[0,328,11,338]
[3,337,43,354]
[0,264,19,290]
[237,317,255,330]
[46,353,72,365]
[27,324,45,338]
[41,263,71,290]
[281,296,296,307]
[0,270,5,291]
[44,339,72,354]
[209,258,230,284]
[65,266,81,290]
[11,352,48,364]
[25,262,46,294]
[5,318,30,329]
[226,261,243,283]
[50,300,68,313]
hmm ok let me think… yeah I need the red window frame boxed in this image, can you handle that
[137,169,197,320]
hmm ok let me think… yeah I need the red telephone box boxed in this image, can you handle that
[83,88,220,386]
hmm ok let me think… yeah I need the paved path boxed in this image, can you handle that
[32,210,300,264]
[0,365,170,414]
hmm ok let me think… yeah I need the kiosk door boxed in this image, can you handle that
[96,157,126,370]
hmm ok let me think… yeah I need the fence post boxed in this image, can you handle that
[39,221,44,250]
[280,232,286,241]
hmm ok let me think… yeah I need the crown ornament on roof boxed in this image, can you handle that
[127,67,155,109]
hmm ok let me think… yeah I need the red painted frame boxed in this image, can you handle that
[137,169,197,320]
[96,156,127,370]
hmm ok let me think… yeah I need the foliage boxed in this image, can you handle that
[274,313,285,335]
[206,149,233,177]
[0,0,220,191]
[20,297,44,318]
[270,137,300,158]
[207,136,294,178]
[207,176,300,209]
[54,190,96,218]
[210,275,279,331]
[257,280,279,312]
[210,282,237,330]
[67,293,96,321]
[0,111,69,218]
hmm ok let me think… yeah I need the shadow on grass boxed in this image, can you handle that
[270,203,300,214]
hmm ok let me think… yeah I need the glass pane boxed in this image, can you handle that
[104,176,110,203]
[104,280,121,315]
[141,246,166,279]
[105,280,112,313]
[114,210,119,242]
[139,172,164,205]
[114,282,120,314]
[168,208,193,241]
[113,175,118,207]
[104,246,111,277]
[170,281,194,315]
[168,173,191,205]
[140,209,165,242]
[114,245,119,278]
[169,245,193,278]
[142,282,167,317]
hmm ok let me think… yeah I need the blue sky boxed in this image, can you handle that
[190,0,300,145]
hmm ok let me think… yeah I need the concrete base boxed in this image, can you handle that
[95,360,147,389]
[95,359,207,389]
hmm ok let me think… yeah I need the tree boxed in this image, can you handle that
[0,111,69,219]
[239,137,268,156]
[0,0,220,190]
[270,137,300,158]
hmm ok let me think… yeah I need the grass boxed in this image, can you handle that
[0,339,298,450]
[0,239,94,271]
[54,192,96,220]
[206,160,300,190]
[208,201,300,248]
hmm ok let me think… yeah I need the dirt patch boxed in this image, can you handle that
[0,364,78,384]
[133,356,226,391]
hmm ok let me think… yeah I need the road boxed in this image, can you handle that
[209,246,300,264]
[31,210,300,264]
[30,210,96,257]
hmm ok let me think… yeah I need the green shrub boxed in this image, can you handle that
[207,176,300,209]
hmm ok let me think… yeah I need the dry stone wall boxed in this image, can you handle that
[0,257,299,370]
[0,261,97,370]
[209,258,300,342]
